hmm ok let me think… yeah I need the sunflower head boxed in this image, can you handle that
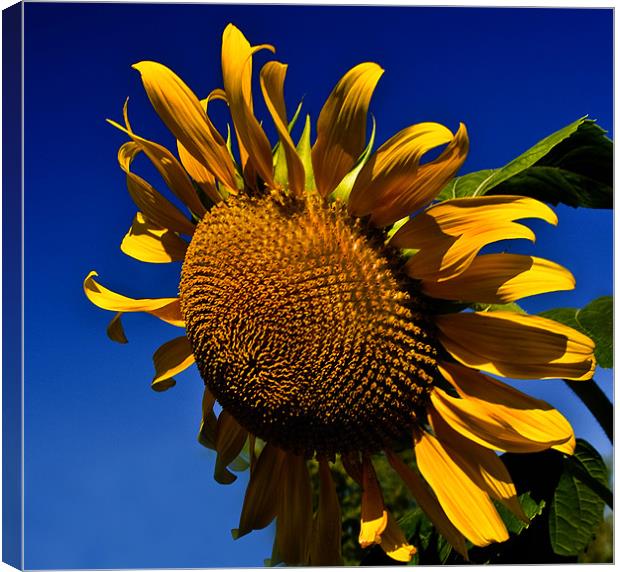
[85,23,596,566]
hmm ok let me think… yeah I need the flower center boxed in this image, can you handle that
[180,193,439,457]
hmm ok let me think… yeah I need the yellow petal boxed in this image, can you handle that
[176,141,224,204]
[106,312,128,344]
[214,411,248,485]
[310,460,344,566]
[108,102,206,217]
[151,336,195,392]
[379,512,417,562]
[348,122,465,223]
[275,453,313,565]
[371,123,469,226]
[221,24,275,187]
[312,62,384,197]
[414,430,509,547]
[428,405,528,522]
[421,253,575,303]
[435,362,576,454]
[117,142,195,236]
[359,456,388,548]
[386,450,468,558]
[84,271,184,327]
[132,60,237,190]
[121,212,188,264]
[237,443,285,537]
[436,311,596,381]
[391,195,558,282]
[260,61,305,195]
[197,387,217,450]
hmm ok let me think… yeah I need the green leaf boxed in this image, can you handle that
[438,118,612,208]
[496,493,546,536]
[549,439,608,556]
[470,302,526,314]
[540,296,612,368]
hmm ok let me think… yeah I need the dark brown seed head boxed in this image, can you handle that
[180,193,439,457]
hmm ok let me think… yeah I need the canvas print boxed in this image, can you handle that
[2,2,613,568]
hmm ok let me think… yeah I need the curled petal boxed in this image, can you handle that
[436,311,596,381]
[214,411,248,484]
[132,60,237,190]
[379,512,417,563]
[260,61,305,195]
[151,336,195,391]
[121,212,188,264]
[349,122,467,225]
[391,195,557,282]
[359,456,388,548]
[222,24,275,187]
[108,101,206,217]
[84,271,184,327]
[435,362,576,454]
[422,254,575,303]
[312,62,384,196]
[198,387,218,450]
[106,312,128,344]
[414,430,509,547]
[117,142,195,236]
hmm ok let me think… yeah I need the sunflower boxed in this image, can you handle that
[84,24,596,565]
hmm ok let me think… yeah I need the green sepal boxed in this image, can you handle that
[273,99,304,188]
[331,115,376,202]
[296,114,316,192]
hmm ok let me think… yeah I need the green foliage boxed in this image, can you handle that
[549,440,609,556]
[541,296,613,369]
[438,117,612,208]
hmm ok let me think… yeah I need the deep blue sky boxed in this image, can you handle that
[23,4,612,569]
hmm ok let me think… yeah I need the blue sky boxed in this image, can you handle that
[22,4,612,568]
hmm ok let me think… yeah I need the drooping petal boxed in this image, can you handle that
[386,451,468,558]
[310,460,343,566]
[428,406,528,521]
[414,430,509,547]
[421,253,575,303]
[275,452,313,565]
[117,142,195,236]
[348,122,467,225]
[236,443,285,537]
[391,195,558,282]
[221,24,275,187]
[84,271,184,327]
[379,512,417,563]
[434,362,576,454]
[108,101,206,217]
[436,311,596,381]
[151,336,195,392]
[121,212,188,264]
[106,312,128,344]
[197,387,218,450]
[359,456,388,548]
[312,62,384,197]
[260,61,305,195]
[214,411,248,485]
[132,60,237,191]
